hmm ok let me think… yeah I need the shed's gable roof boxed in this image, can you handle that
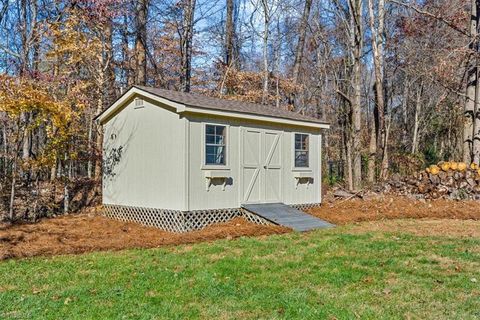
[96,86,330,129]
[135,86,327,125]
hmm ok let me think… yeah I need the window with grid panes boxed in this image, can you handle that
[205,125,226,165]
[294,133,309,167]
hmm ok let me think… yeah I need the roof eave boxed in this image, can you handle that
[178,106,330,129]
[95,86,185,124]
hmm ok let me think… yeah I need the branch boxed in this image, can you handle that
[0,0,8,25]
[335,89,352,105]
[388,0,469,36]
[0,45,21,58]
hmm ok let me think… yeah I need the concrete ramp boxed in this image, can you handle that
[242,203,334,232]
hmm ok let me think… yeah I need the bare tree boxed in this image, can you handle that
[180,0,196,92]
[135,0,148,85]
[349,0,364,190]
[464,0,480,163]
[122,14,134,87]
[225,0,237,68]
[367,0,386,182]
[260,0,270,103]
[94,20,114,181]
[292,0,312,85]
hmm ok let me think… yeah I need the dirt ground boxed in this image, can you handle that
[1,197,479,260]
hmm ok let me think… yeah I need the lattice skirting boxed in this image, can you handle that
[103,204,272,233]
[291,203,322,211]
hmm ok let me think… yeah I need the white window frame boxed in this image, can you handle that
[292,132,312,171]
[201,122,230,170]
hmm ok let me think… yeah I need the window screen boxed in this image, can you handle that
[205,125,226,165]
[294,134,309,167]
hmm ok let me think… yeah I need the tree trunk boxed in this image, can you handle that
[50,154,57,181]
[87,114,93,179]
[349,0,363,190]
[474,63,480,163]
[367,0,386,179]
[122,14,134,87]
[367,108,376,183]
[105,19,116,105]
[9,119,23,220]
[135,0,148,85]
[401,83,409,150]
[64,182,69,214]
[225,0,236,68]
[93,20,114,182]
[411,86,422,154]
[64,155,71,214]
[9,158,16,220]
[21,112,31,160]
[292,0,312,85]
[18,0,31,182]
[274,17,281,108]
[94,95,104,181]
[346,138,354,191]
[19,0,28,74]
[50,61,59,181]
[49,115,58,180]
[180,0,196,92]
[352,63,362,190]
[94,62,105,182]
[2,125,7,178]
[464,0,479,163]
[261,0,270,104]
[223,0,237,94]
[382,112,391,178]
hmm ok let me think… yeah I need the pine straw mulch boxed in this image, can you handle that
[0,214,289,260]
[307,197,480,239]
[2,197,480,260]
[307,197,480,225]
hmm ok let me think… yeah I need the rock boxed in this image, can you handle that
[333,189,356,199]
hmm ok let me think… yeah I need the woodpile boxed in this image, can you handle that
[382,161,480,200]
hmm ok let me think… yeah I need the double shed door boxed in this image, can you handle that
[241,128,282,204]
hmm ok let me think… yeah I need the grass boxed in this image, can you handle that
[0,226,479,319]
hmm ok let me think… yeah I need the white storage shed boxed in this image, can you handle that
[96,86,330,232]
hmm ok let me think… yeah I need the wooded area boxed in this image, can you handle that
[0,0,479,220]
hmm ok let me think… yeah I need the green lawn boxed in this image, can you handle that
[1,226,479,319]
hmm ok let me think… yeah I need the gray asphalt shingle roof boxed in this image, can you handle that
[134,85,328,125]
